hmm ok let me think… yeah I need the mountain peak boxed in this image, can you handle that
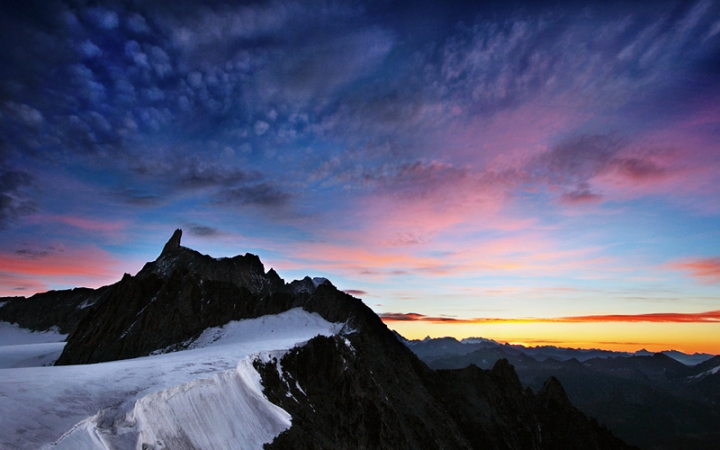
[538,376,572,406]
[160,228,183,257]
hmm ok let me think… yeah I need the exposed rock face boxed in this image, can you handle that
[257,333,637,450]
[0,287,105,334]
[56,232,293,365]
[160,228,182,256]
[49,230,636,449]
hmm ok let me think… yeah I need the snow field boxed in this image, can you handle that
[0,322,67,368]
[0,308,344,450]
[131,356,292,450]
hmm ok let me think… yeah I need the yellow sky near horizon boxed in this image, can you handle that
[385,321,720,355]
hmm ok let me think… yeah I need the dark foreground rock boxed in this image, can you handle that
[256,334,636,450]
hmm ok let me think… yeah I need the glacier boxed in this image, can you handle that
[0,308,344,450]
[0,321,67,369]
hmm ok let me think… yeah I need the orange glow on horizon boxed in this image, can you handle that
[382,313,720,355]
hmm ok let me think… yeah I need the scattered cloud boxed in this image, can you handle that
[0,168,35,229]
[343,289,367,296]
[671,257,720,283]
[0,246,120,284]
[380,310,720,324]
[111,188,164,207]
[41,215,127,233]
[215,182,291,208]
[186,223,220,237]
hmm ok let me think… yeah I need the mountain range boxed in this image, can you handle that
[1,229,640,449]
[401,335,720,450]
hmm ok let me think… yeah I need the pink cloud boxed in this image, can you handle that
[592,105,720,205]
[0,273,49,297]
[47,215,127,232]
[671,257,720,283]
[0,246,123,296]
[343,289,368,296]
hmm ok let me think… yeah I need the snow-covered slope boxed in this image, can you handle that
[0,308,344,450]
[690,364,720,379]
[0,321,67,368]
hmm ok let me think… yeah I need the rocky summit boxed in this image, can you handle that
[4,230,637,449]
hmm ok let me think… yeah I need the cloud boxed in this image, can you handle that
[85,7,119,30]
[535,135,624,183]
[130,155,260,190]
[528,134,679,204]
[559,185,603,204]
[434,2,720,114]
[343,289,367,296]
[30,215,128,236]
[126,13,150,34]
[0,272,48,297]
[14,248,50,259]
[111,188,164,207]
[0,245,122,296]
[3,102,44,127]
[0,247,117,279]
[671,257,720,283]
[0,168,35,229]
[215,182,291,208]
[380,310,720,324]
[187,223,220,237]
[254,121,270,136]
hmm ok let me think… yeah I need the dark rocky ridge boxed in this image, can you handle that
[0,286,106,334]
[257,334,636,450]
[28,230,635,448]
[57,229,308,364]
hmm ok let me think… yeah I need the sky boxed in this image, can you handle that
[1,0,720,354]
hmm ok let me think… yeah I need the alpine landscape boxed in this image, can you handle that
[1,230,642,449]
[2,0,720,449]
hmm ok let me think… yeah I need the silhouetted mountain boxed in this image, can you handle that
[0,286,106,334]
[3,230,638,449]
[406,336,720,450]
[403,334,714,366]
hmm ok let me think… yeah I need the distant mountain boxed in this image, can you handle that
[0,286,106,335]
[403,335,720,450]
[0,230,636,449]
[398,333,715,365]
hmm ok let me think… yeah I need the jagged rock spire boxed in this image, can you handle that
[160,229,182,257]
